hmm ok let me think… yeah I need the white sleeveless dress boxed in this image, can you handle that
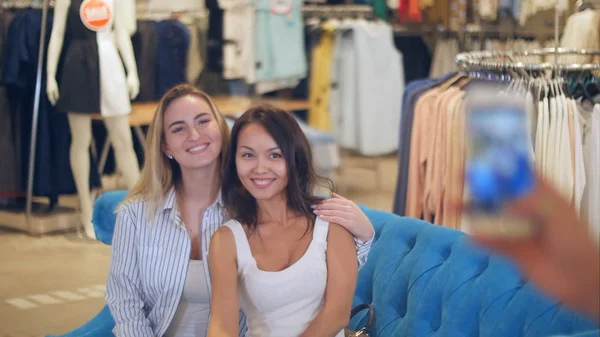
[224,218,344,337]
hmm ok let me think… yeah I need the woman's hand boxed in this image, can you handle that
[472,176,600,321]
[312,193,375,243]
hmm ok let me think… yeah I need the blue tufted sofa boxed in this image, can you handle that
[47,190,599,337]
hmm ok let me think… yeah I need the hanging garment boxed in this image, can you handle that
[499,0,520,18]
[388,0,399,10]
[180,12,210,85]
[572,100,586,215]
[254,0,307,83]
[581,104,600,242]
[392,73,456,216]
[479,0,498,20]
[308,21,336,132]
[420,0,449,26]
[205,0,225,73]
[2,9,101,197]
[426,87,463,225]
[405,88,442,221]
[373,0,388,20]
[557,92,574,202]
[220,0,255,82]
[560,9,600,65]
[291,23,321,103]
[0,11,21,194]
[155,20,190,99]
[399,0,422,23]
[448,0,467,31]
[393,36,431,84]
[132,21,159,102]
[56,0,130,117]
[430,39,459,78]
[0,85,20,194]
[520,0,568,26]
[353,20,404,156]
[330,20,358,150]
[442,93,466,229]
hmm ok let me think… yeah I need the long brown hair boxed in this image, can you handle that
[222,105,333,231]
[123,84,230,217]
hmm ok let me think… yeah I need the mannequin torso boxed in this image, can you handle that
[55,0,100,113]
[55,0,132,117]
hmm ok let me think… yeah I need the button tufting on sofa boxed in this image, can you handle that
[441,247,451,260]
[406,236,417,250]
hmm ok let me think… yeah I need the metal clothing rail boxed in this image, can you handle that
[2,0,54,8]
[302,4,373,14]
[456,48,600,73]
[25,0,51,229]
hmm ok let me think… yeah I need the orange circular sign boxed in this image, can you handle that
[79,0,112,32]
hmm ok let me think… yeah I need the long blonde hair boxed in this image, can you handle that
[123,84,230,217]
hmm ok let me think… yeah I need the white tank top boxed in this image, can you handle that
[164,259,211,337]
[224,218,344,337]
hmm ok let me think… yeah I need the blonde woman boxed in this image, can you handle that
[105,84,375,337]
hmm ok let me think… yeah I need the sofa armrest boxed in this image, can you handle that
[92,190,128,245]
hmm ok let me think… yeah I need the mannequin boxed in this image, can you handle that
[46,0,141,238]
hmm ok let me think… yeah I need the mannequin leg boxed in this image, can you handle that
[103,115,140,189]
[66,113,95,238]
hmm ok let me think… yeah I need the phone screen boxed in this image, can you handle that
[464,91,536,236]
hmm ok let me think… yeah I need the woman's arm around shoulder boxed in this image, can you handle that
[311,193,375,266]
[207,226,240,337]
[105,204,154,337]
[300,223,358,337]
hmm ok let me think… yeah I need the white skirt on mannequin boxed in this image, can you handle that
[97,0,131,117]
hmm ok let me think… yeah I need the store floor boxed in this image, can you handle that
[0,153,398,337]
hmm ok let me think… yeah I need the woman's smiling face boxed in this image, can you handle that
[235,123,289,202]
[162,95,223,172]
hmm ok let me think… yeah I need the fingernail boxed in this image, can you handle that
[311,205,316,209]
[313,210,319,214]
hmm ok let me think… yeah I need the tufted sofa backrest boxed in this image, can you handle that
[351,207,599,337]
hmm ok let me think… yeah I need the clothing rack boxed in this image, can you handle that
[0,0,56,233]
[1,1,53,69]
[135,3,208,20]
[456,48,600,74]
[302,4,373,17]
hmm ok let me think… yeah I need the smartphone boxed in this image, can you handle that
[464,88,536,237]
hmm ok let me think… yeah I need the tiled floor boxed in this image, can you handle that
[0,153,398,337]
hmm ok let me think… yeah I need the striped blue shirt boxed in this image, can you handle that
[106,188,373,337]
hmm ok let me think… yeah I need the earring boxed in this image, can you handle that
[167,155,173,159]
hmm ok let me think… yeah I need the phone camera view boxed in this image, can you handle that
[467,105,533,212]
[464,91,536,237]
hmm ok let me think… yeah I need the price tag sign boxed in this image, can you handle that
[270,0,292,15]
[80,0,112,32]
